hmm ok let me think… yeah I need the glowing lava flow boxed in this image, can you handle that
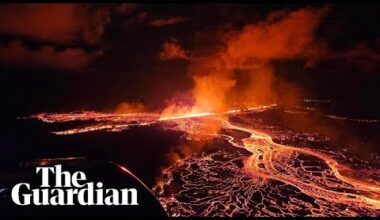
[159,112,215,121]
[28,104,277,135]
[26,104,380,216]
[220,119,380,213]
[153,115,379,216]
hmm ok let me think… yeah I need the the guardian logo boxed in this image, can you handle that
[11,165,138,206]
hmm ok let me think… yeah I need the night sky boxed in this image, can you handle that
[0,3,379,120]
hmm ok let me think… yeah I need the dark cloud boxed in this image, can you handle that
[149,17,187,27]
[0,40,102,69]
[0,4,110,45]
[112,3,139,15]
[0,4,110,70]
[305,43,380,71]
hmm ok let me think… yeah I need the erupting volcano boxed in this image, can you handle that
[1,3,379,218]
[27,101,380,217]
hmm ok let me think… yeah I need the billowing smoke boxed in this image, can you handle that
[184,6,330,113]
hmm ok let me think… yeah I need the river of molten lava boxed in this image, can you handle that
[27,104,380,216]
[220,119,380,211]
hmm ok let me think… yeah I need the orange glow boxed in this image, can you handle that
[115,102,146,114]
[28,103,380,216]
[29,105,380,216]
[159,111,214,121]
[175,7,330,116]
[20,5,380,216]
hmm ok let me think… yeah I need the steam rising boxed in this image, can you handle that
[188,6,330,113]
